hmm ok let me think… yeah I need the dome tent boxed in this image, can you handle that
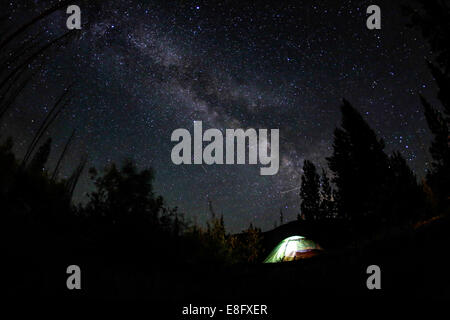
[263,235,322,263]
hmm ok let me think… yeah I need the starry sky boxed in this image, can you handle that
[1,0,439,232]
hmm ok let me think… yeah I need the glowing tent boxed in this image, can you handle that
[263,236,323,263]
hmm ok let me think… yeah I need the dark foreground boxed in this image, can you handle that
[4,215,449,305]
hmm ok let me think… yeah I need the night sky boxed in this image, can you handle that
[1,0,439,232]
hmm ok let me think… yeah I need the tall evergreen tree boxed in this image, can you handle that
[406,0,450,209]
[419,60,450,209]
[387,151,423,223]
[420,78,450,207]
[319,169,335,219]
[300,160,321,220]
[327,100,390,224]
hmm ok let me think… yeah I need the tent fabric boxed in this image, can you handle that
[263,235,322,263]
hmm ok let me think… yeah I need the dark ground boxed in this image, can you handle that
[4,215,449,304]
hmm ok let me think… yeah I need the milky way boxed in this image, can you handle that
[1,0,438,232]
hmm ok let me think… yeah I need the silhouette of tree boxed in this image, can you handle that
[208,199,216,218]
[319,169,335,219]
[300,159,321,220]
[85,159,163,226]
[327,99,390,226]
[242,223,263,263]
[419,74,449,209]
[405,0,450,210]
[229,223,263,263]
[386,151,424,224]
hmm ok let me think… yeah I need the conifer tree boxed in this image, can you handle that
[319,169,335,219]
[387,151,423,223]
[327,100,390,224]
[406,0,450,209]
[300,160,321,220]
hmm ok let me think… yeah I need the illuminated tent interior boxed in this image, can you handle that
[263,236,323,263]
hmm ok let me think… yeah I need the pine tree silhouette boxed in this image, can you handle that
[300,159,321,220]
[319,168,335,219]
[405,0,450,210]
[387,151,423,224]
[327,99,390,226]
[420,67,450,207]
